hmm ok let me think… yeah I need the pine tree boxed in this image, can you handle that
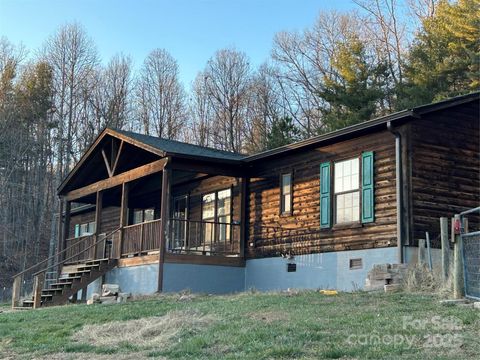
[266,117,301,149]
[318,35,389,133]
[401,0,480,107]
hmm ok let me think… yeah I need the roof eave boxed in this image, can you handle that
[245,110,414,162]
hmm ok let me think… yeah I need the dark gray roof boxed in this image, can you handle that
[112,92,478,163]
[112,129,246,161]
[245,91,479,161]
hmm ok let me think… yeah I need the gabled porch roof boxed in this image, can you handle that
[58,128,246,196]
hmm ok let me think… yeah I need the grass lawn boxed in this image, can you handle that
[0,291,478,359]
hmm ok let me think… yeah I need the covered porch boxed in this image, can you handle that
[57,129,248,292]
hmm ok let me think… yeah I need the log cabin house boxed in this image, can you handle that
[12,92,479,307]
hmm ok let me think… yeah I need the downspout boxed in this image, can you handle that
[387,121,404,263]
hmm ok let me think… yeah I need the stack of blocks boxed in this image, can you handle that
[365,264,408,292]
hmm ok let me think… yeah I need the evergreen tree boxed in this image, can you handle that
[318,35,389,133]
[400,0,480,107]
[266,117,301,149]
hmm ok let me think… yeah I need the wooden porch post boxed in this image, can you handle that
[118,182,129,258]
[239,177,248,258]
[62,200,71,263]
[33,272,45,309]
[94,190,103,259]
[158,166,171,292]
[56,198,64,276]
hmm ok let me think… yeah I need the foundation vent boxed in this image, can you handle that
[349,258,363,270]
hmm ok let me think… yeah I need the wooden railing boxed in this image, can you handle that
[122,219,162,256]
[168,219,241,256]
[65,235,95,263]
[11,227,121,308]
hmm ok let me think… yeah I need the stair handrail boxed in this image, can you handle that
[11,227,121,308]
[11,227,121,279]
[33,227,122,277]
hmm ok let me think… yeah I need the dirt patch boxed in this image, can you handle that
[248,310,290,324]
[72,310,215,349]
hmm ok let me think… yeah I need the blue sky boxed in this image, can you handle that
[0,0,355,86]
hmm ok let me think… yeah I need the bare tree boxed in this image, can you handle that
[407,0,438,22]
[90,54,133,131]
[272,11,363,135]
[42,23,99,178]
[188,72,213,147]
[353,0,408,87]
[203,48,251,152]
[243,63,284,153]
[135,49,186,139]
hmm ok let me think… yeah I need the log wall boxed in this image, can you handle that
[410,102,480,246]
[69,206,120,238]
[247,130,398,258]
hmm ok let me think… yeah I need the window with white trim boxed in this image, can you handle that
[280,173,292,215]
[334,158,360,223]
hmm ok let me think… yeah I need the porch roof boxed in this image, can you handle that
[113,129,246,162]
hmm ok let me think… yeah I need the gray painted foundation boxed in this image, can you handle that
[163,263,245,294]
[245,247,398,292]
[104,264,159,295]
[404,246,446,272]
[86,247,398,298]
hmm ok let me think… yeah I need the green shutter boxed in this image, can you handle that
[74,224,80,238]
[320,162,331,228]
[361,151,375,223]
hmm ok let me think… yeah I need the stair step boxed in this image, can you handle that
[21,258,117,308]
[85,258,109,265]
[58,276,82,281]
[50,282,73,288]
[66,271,92,277]
[42,288,64,295]
[77,265,101,271]
[12,306,32,310]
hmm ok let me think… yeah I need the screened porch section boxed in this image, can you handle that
[169,188,241,256]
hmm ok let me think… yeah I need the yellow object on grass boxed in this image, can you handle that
[319,290,338,295]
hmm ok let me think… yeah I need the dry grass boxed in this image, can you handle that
[247,310,290,324]
[403,263,453,297]
[72,309,215,349]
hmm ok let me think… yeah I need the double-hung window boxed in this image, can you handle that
[320,152,374,228]
[280,173,292,215]
[334,158,360,223]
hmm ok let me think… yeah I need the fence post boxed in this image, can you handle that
[11,275,21,308]
[33,272,45,309]
[426,232,433,271]
[440,217,449,281]
[453,214,464,299]
[418,238,426,265]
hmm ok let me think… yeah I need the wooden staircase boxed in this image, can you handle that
[19,258,117,308]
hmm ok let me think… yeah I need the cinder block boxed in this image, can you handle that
[384,284,402,293]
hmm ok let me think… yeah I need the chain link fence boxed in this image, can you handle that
[462,232,480,300]
[460,207,480,301]
[0,286,12,304]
